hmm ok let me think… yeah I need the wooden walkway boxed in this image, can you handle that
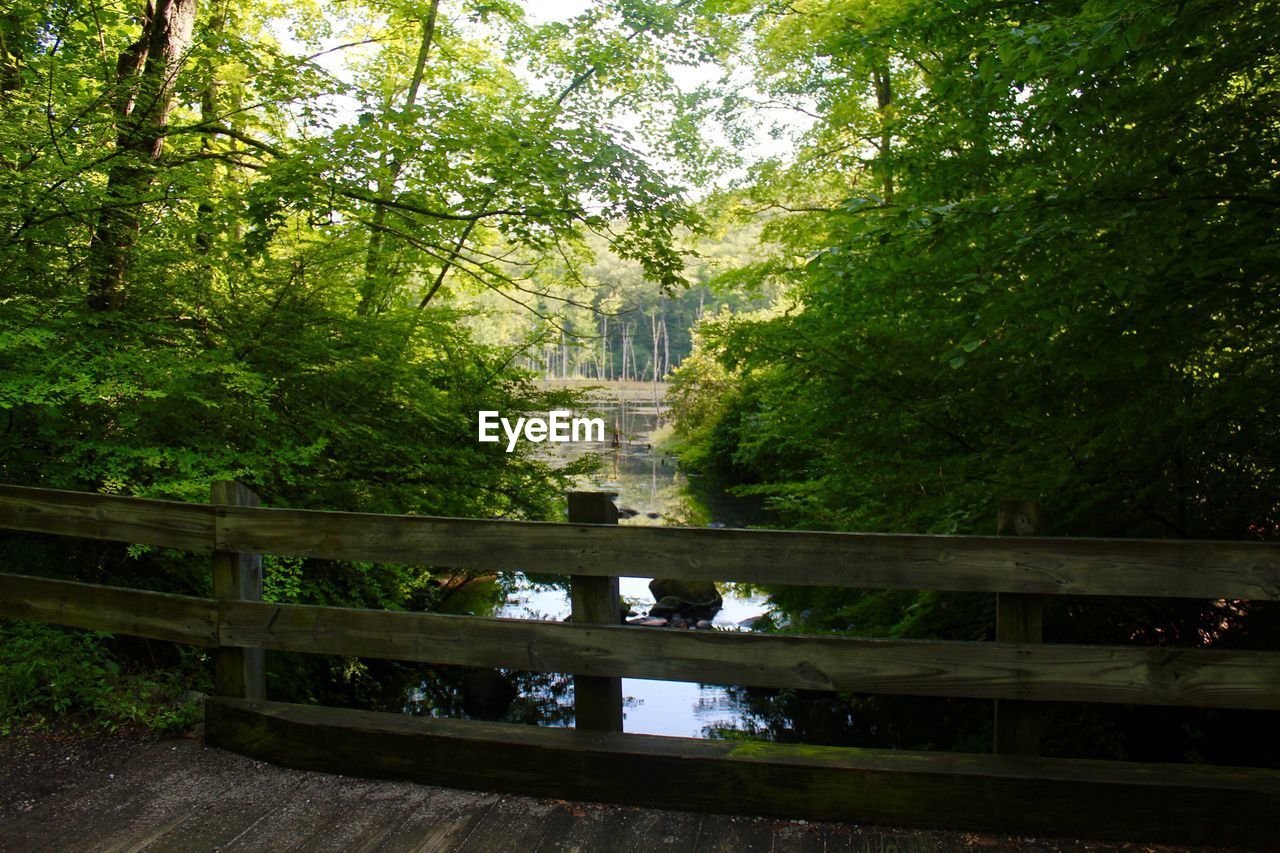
[3,484,1276,847]
[0,731,1195,853]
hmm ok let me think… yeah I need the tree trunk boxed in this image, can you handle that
[600,315,609,380]
[195,2,229,258]
[621,326,630,382]
[87,0,200,311]
[874,66,893,205]
[361,0,439,314]
[661,314,669,375]
[650,312,661,379]
[0,13,23,99]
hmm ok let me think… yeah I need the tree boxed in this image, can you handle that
[0,0,729,721]
[87,0,200,310]
[667,0,1280,762]
[674,0,1280,541]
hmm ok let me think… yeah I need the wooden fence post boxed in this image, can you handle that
[568,491,624,732]
[212,480,265,700]
[993,499,1047,756]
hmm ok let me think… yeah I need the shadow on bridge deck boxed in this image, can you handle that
[0,728,1217,853]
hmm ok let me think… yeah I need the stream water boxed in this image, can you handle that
[405,383,778,738]
[395,390,1255,763]
[398,387,990,751]
[505,386,770,737]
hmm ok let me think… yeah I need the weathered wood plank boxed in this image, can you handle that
[218,599,1280,709]
[693,814,775,851]
[615,808,704,851]
[374,789,502,853]
[216,776,400,852]
[203,697,1280,845]
[993,590,1045,755]
[0,484,214,551]
[212,480,265,701]
[0,738,216,852]
[138,772,310,852]
[770,821,833,853]
[3,484,1279,599]
[994,500,1046,756]
[568,491,624,733]
[454,795,571,852]
[213,504,1280,600]
[2,562,1275,714]
[535,802,634,853]
[0,571,218,646]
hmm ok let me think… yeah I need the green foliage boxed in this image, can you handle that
[3,0,1276,756]
[668,0,1280,759]
[0,0,728,726]
[460,228,776,381]
[0,622,204,735]
[675,0,1280,541]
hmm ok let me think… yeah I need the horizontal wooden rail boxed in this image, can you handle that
[218,598,1280,710]
[204,697,1280,845]
[0,572,218,647]
[215,506,1280,599]
[0,486,214,551]
[3,484,1279,599]
[4,573,1278,710]
[6,482,1280,844]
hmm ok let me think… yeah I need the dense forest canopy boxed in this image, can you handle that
[0,0,732,507]
[671,0,1279,543]
[0,0,746,727]
[662,0,1280,763]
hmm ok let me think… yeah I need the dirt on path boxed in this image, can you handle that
[0,725,1225,853]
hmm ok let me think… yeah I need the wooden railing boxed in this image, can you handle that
[1,482,1278,844]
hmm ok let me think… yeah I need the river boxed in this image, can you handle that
[503,382,771,737]
[406,381,778,738]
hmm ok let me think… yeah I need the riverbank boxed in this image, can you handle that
[479,380,772,738]
[537,378,670,403]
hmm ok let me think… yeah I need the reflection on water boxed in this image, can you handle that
[404,384,789,739]
[382,385,1004,752]
[511,388,773,737]
[401,385,984,748]
[554,391,765,531]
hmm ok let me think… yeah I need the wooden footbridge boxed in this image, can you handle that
[1,483,1278,846]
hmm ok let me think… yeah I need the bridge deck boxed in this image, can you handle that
[0,729,1207,853]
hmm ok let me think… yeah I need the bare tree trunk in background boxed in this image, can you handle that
[628,325,637,382]
[0,13,22,99]
[661,314,669,376]
[600,315,610,380]
[650,312,660,379]
[360,0,439,314]
[620,324,630,382]
[87,0,200,311]
[874,65,893,205]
